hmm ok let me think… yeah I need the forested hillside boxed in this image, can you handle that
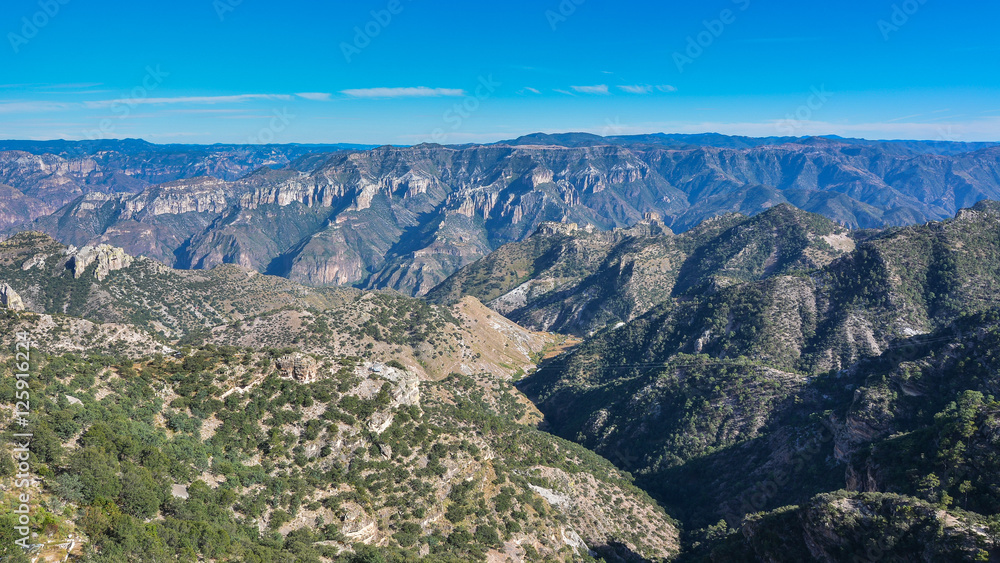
[515,202,1000,560]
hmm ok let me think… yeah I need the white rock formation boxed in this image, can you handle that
[65,244,133,280]
[0,283,24,311]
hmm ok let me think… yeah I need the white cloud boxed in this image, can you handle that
[521,87,541,94]
[617,84,678,94]
[618,85,652,94]
[0,101,74,114]
[340,87,466,98]
[296,92,332,101]
[82,94,292,109]
[571,85,610,95]
[0,94,296,115]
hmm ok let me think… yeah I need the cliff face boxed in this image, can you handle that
[0,184,55,229]
[0,282,24,310]
[12,139,1000,296]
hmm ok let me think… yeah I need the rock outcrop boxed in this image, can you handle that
[21,252,48,270]
[0,282,24,311]
[277,353,320,383]
[64,244,133,280]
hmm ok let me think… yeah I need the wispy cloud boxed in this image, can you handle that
[571,84,610,95]
[617,84,678,94]
[554,89,576,96]
[519,87,541,95]
[886,113,926,123]
[0,82,103,90]
[296,92,333,101]
[41,82,105,90]
[0,94,295,115]
[0,101,75,114]
[82,94,292,109]
[340,87,466,98]
[928,113,966,122]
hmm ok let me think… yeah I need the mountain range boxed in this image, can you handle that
[5,134,1000,297]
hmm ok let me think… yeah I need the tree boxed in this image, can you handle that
[0,514,31,562]
[345,545,387,563]
[70,446,122,502]
[120,463,162,518]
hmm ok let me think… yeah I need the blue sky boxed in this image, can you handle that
[1,0,998,144]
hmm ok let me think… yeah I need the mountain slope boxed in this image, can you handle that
[0,232,555,381]
[0,335,678,562]
[428,205,853,335]
[517,202,1000,558]
[0,233,678,562]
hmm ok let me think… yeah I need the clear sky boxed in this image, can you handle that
[1,0,998,144]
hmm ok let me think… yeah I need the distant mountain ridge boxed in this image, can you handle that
[0,140,372,229]
[0,138,374,157]
[6,133,1000,296]
[498,132,1000,156]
